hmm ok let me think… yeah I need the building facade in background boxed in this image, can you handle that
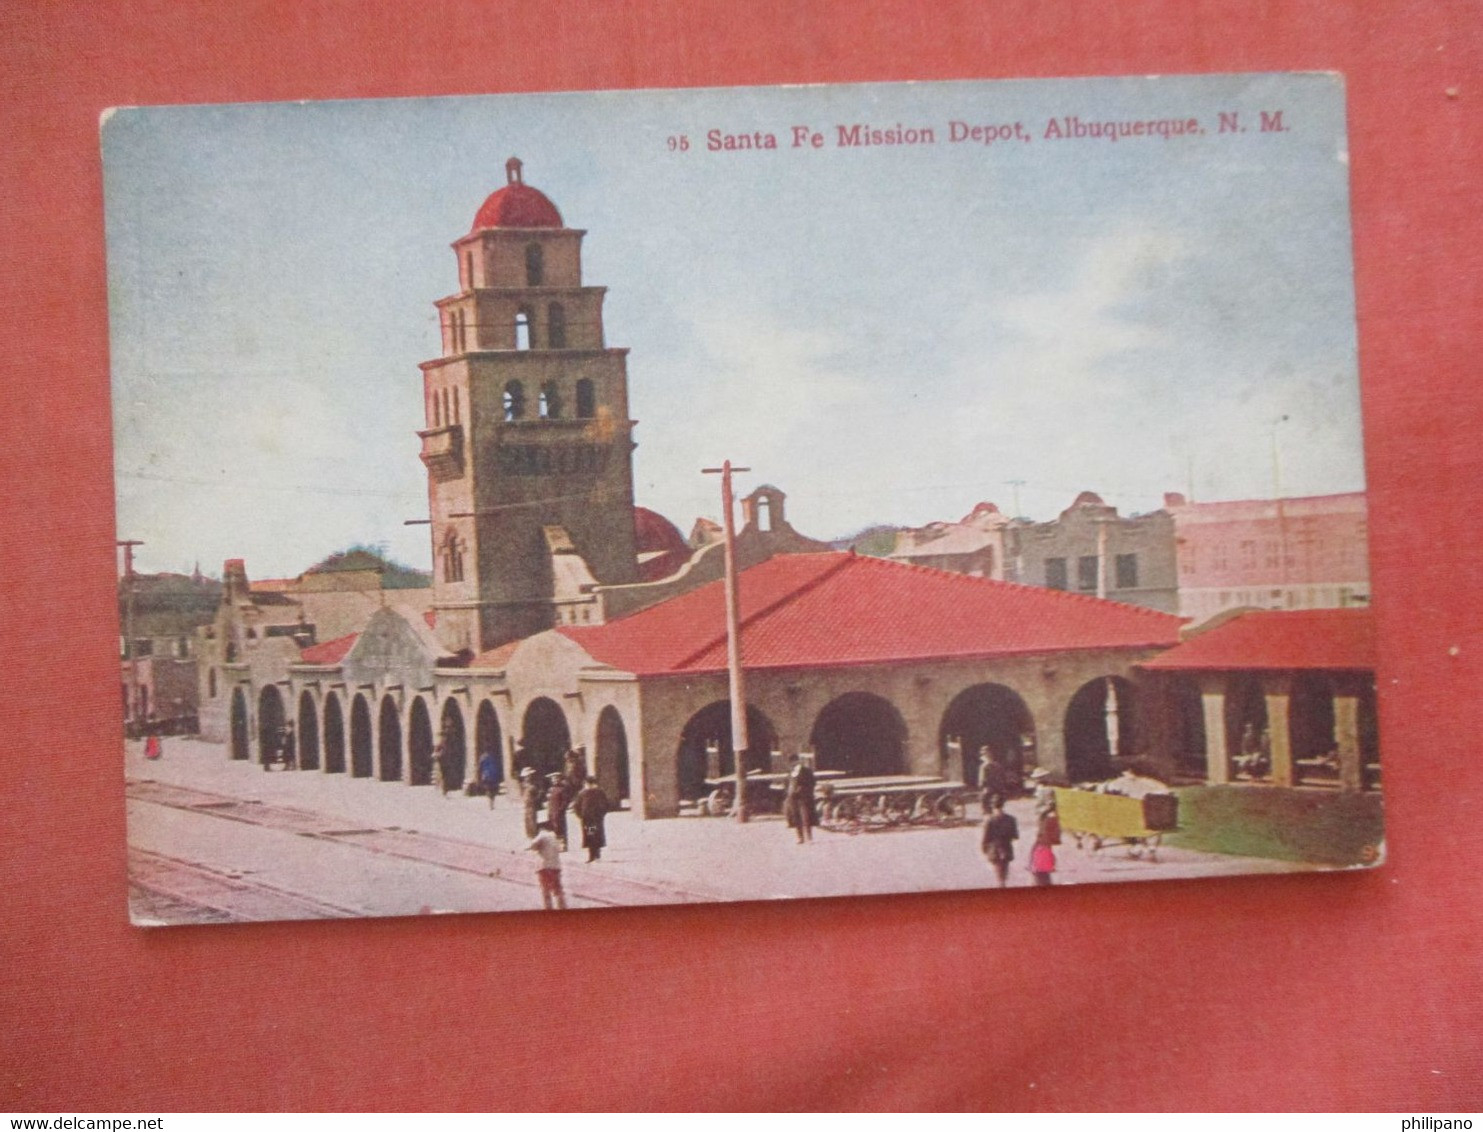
[1166,491,1370,625]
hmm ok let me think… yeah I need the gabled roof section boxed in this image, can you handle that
[1141,608,1376,672]
[559,552,1183,676]
[298,632,359,666]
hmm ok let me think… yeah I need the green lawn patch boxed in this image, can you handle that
[1165,786,1385,867]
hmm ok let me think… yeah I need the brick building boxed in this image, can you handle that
[1165,491,1370,625]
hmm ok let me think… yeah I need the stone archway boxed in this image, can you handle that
[938,682,1035,787]
[595,705,630,804]
[230,688,250,760]
[519,697,571,780]
[1063,676,1138,783]
[378,695,403,782]
[675,701,777,802]
[257,685,286,765]
[438,698,467,792]
[323,693,346,774]
[408,698,435,786]
[809,692,907,777]
[350,694,373,778]
[475,700,504,791]
[297,690,321,771]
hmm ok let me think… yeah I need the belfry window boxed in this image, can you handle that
[515,310,531,351]
[575,378,595,419]
[539,381,561,419]
[463,250,475,289]
[442,531,465,583]
[504,381,526,421]
[525,243,544,286]
[547,303,567,348]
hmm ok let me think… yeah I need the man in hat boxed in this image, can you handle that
[1029,766,1057,819]
[981,798,1020,888]
[527,820,567,911]
[571,776,612,862]
[520,767,543,839]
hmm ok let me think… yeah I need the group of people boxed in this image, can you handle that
[978,750,1061,888]
[524,750,614,911]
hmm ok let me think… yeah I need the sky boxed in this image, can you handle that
[104,73,1363,578]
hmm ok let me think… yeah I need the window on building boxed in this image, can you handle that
[208,668,217,698]
[132,638,154,658]
[1045,557,1068,590]
[443,531,465,583]
[539,381,561,419]
[430,391,441,428]
[1077,555,1098,592]
[176,637,189,658]
[575,378,595,419]
[1239,539,1257,569]
[452,388,460,425]
[525,243,544,286]
[1115,553,1138,589]
[515,310,531,351]
[548,303,566,349]
[503,381,525,420]
[464,250,475,289]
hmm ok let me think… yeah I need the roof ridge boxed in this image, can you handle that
[855,552,1185,623]
[669,553,856,670]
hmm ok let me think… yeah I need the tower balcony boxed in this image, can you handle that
[418,425,465,481]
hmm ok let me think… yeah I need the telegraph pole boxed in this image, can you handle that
[702,460,751,821]
[117,539,144,735]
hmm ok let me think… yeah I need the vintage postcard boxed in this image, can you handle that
[105,74,1380,925]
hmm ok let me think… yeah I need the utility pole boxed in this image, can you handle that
[702,460,751,821]
[117,539,144,735]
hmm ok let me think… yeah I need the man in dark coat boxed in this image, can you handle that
[571,776,611,862]
[478,749,502,809]
[981,798,1020,888]
[783,754,817,844]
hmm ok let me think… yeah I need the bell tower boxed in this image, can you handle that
[419,158,638,654]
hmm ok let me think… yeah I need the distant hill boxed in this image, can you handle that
[305,545,431,589]
[829,524,907,558]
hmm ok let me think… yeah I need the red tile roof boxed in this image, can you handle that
[560,552,1184,676]
[298,632,359,666]
[1140,609,1375,672]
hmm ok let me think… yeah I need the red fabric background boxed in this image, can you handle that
[1,0,1479,1112]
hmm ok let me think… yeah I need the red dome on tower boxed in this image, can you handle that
[471,157,563,231]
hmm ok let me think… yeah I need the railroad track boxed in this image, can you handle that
[128,848,363,924]
[126,777,717,914]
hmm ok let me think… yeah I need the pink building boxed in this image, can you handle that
[1166,491,1370,626]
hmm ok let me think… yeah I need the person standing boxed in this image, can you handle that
[431,739,447,797]
[982,798,1020,888]
[520,767,542,839]
[478,749,502,809]
[784,754,817,844]
[546,772,572,851]
[527,821,567,911]
[571,776,611,862]
[280,721,297,771]
[144,733,163,760]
